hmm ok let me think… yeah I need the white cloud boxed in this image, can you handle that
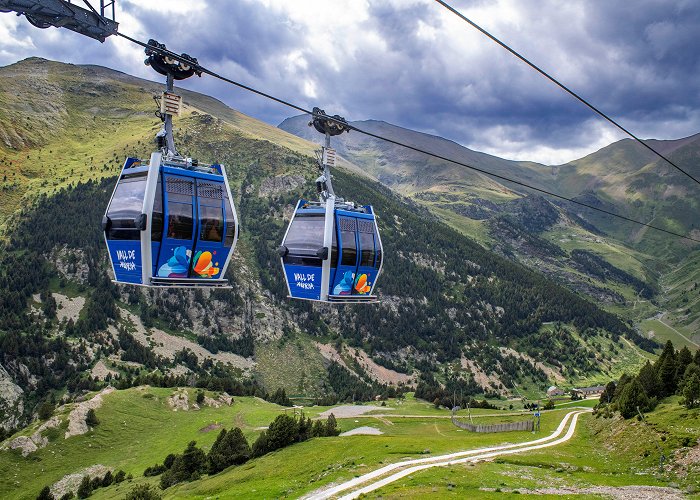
[0,0,699,166]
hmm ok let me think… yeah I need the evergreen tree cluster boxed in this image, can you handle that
[145,412,339,490]
[597,341,700,418]
[415,372,497,409]
[324,361,399,403]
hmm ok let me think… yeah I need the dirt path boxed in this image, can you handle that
[305,410,590,500]
[659,313,700,348]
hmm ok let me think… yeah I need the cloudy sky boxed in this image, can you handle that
[1,0,699,164]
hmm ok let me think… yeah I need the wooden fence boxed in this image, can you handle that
[451,407,533,433]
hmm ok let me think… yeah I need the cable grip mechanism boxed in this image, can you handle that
[309,107,351,136]
[144,39,202,80]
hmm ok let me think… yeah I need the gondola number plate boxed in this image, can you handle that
[161,92,182,116]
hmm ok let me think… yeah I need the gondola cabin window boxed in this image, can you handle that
[339,217,357,266]
[106,173,147,240]
[166,177,194,240]
[283,214,325,266]
[224,197,236,247]
[200,205,224,242]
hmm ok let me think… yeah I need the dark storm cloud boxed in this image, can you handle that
[1,0,699,163]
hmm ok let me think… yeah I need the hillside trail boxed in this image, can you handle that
[305,409,590,500]
[658,312,700,348]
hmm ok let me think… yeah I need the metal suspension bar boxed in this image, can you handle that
[164,72,176,156]
[309,107,350,202]
[0,0,118,41]
[100,0,114,20]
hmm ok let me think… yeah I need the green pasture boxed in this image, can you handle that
[372,398,699,498]
[0,387,582,499]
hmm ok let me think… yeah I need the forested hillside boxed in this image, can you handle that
[0,58,653,433]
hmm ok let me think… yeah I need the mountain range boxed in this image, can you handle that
[0,57,698,440]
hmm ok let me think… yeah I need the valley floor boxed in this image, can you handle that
[0,389,697,499]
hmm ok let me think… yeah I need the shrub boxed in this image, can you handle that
[36,486,54,500]
[76,476,91,499]
[38,402,55,421]
[85,409,99,427]
[125,484,162,500]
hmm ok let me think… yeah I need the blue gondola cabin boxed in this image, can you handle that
[279,199,383,302]
[103,152,238,287]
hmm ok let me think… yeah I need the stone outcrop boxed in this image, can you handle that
[65,387,115,438]
[0,363,24,431]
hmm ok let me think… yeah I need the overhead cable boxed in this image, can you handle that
[113,31,700,244]
[433,0,700,186]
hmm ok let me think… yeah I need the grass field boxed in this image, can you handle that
[640,318,699,352]
[362,397,700,498]
[0,388,582,500]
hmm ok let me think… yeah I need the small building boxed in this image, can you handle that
[571,385,605,398]
[546,386,564,397]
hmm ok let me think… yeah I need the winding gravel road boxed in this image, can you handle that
[305,409,591,500]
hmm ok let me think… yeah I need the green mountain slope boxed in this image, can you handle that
[279,113,700,338]
[0,57,653,438]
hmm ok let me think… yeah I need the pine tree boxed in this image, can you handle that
[85,409,99,427]
[617,378,651,419]
[208,427,251,473]
[636,361,660,398]
[681,373,700,409]
[101,471,113,487]
[251,430,269,457]
[266,414,298,451]
[225,427,251,465]
[113,470,126,483]
[311,419,324,437]
[599,381,616,405]
[676,346,693,384]
[297,414,312,442]
[655,341,677,397]
[160,441,206,489]
[36,486,54,500]
[77,476,92,499]
[207,428,228,474]
[325,414,340,436]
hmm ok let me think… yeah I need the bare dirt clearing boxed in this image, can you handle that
[340,426,384,436]
[318,405,387,419]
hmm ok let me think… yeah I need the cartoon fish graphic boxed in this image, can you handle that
[333,271,355,295]
[157,246,190,277]
[354,273,371,294]
[193,251,219,278]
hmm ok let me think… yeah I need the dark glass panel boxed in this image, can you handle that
[200,204,224,242]
[167,201,193,240]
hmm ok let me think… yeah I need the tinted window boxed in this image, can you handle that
[224,197,236,247]
[331,227,338,267]
[151,179,163,242]
[284,214,325,254]
[359,232,375,267]
[107,228,141,240]
[167,202,193,240]
[200,204,224,242]
[106,174,146,226]
[341,230,356,266]
[375,227,382,270]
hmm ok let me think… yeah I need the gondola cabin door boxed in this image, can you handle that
[156,173,196,279]
[330,210,381,299]
[155,169,235,282]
